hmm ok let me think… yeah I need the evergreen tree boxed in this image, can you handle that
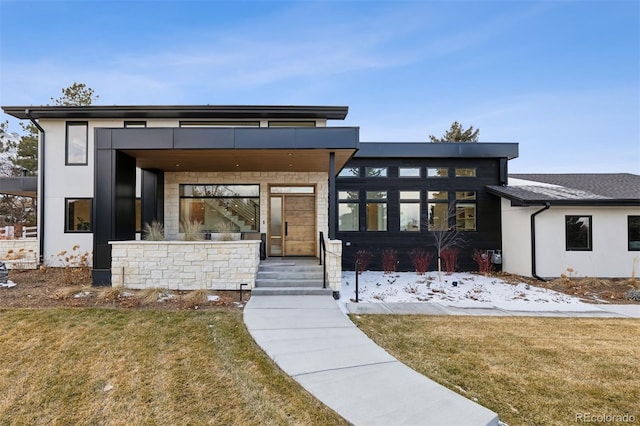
[429,121,479,143]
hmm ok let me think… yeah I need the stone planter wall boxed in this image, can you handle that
[326,239,342,292]
[0,239,38,269]
[110,240,261,290]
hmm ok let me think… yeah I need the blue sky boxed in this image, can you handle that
[1,0,638,174]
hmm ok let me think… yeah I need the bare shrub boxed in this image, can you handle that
[472,250,494,275]
[381,249,398,274]
[410,249,433,275]
[440,247,459,274]
[143,221,165,241]
[355,249,373,274]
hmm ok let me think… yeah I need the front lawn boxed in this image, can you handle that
[353,315,640,426]
[0,309,346,425]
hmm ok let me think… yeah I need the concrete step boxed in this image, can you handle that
[257,271,324,280]
[251,287,333,296]
[255,279,324,288]
[258,264,323,273]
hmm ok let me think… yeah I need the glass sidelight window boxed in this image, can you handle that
[366,191,387,231]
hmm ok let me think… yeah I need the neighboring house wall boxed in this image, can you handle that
[501,202,640,278]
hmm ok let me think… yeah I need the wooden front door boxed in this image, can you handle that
[269,192,316,256]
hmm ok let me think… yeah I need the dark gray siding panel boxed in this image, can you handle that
[356,142,518,159]
[95,128,112,149]
[295,128,359,149]
[235,128,296,148]
[111,128,173,149]
[173,128,235,149]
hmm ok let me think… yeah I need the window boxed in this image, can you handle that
[338,191,359,231]
[456,204,476,231]
[179,121,260,127]
[455,192,476,231]
[428,191,448,200]
[66,122,88,165]
[399,167,421,177]
[428,203,449,231]
[338,168,360,177]
[628,216,640,251]
[456,191,476,200]
[427,167,448,177]
[268,121,316,127]
[455,168,476,177]
[366,191,387,231]
[136,198,141,233]
[179,185,259,232]
[65,198,92,232]
[400,191,420,231]
[565,216,592,251]
[124,121,146,128]
[365,167,387,177]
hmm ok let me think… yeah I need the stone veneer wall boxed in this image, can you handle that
[326,239,343,292]
[164,171,328,244]
[0,239,38,269]
[110,240,261,290]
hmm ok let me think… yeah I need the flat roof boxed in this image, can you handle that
[356,142,519,159]
[1,105,349,120]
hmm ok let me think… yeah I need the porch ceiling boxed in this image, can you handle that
[122,149,356,173]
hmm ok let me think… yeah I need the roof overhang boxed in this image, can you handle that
[356,142,518,159]
[2,105,349,120]
[98,126,359,174]
[0,176,37,197]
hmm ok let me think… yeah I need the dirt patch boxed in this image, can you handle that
[1,268,248,310]
[495,272,640,304]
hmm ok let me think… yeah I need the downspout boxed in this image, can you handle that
[530,202,550,281]
[26,110,45,263]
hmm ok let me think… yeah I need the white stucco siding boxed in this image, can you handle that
[500,199,534,276]
[501,201,640,278]
[40,119,122,264]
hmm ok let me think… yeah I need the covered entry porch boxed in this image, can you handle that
[93,126,358,288]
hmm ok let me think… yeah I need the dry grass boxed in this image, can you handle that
[0,309,346,425]
[353,315,640,426]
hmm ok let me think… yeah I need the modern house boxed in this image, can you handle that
[488,174,640,279]
[1,104,519,293]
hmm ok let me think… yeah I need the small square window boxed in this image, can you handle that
[428,191,448,200]
[338,168,360,177]
[66,198,92,232]
[365,167,387,177]
[338,191,359,200]
[456,191,476,200]
[628,216,640,251]
[124,121,147,128]
[66,122,88,165]
[427,168,448,177]
[399,167,421,177]
[455,168,476,177]
[400,191,420,200]
[456,203,476,231]
[366,191,387,200]
[566,216,592,251]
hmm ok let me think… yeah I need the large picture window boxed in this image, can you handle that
[66,122,88,165]
[338,191,359,231]
[179,185,259,233]
[565,215,592,251]
[65,198,92,232]
[628,216,640,251]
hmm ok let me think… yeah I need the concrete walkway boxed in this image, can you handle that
[244,295,499,426]
[345,301,640,318]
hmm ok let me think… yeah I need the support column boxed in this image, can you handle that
[141,169,165,227]
[328,151,336,240]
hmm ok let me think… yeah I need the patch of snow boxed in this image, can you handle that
[207,295,220,302]
[73,291,92,298]
[0,280,16,288]
[338,271,591,312]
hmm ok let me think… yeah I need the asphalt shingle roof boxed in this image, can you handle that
[487,173,640,206]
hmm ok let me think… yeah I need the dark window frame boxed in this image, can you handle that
[628,215,640,251]
[365,190,388,231]
[365,167,388,178]
[565,215,593,251]
[338,190,360,232]
[65,121,88,165]
[65,198,93,233]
